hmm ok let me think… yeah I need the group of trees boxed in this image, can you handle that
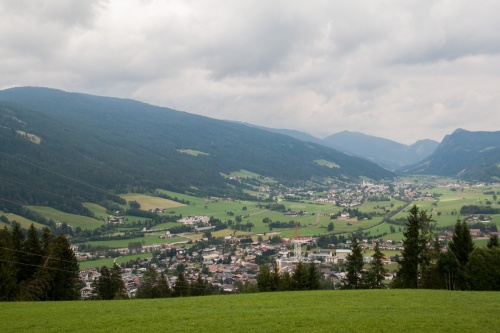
[0,223,80,301]
[392,205,500,290]
[341,239,387,289]
[256,261,321,292]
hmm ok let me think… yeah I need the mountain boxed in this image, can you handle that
[238,123,325,146]
[0,87,393,214]
[401,128,500,181]
[321,131,439,170]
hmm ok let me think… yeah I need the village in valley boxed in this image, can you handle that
[75,176,500,298]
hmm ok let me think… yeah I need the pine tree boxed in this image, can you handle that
[364,241,387,289]
[110,263,126,299]
[95,264,125,300]
[47,234,80,300]
[157,272,171,297]
[23,224,43,281]
[291,261,309,290]
[306,262,321,290]
[136,266,158,298]
[173,271,189,297]
[257,263,272,292]
[10,222,27,284]
[393,205,432,288]
[191,274,207,296]
[342,237,364,289]
[487,234,499,249]
[0,226,18,301]
[448,219,475,289]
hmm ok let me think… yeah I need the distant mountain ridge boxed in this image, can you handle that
[241,124,439,170]
[401,128,500,181]
[0,87,393,214]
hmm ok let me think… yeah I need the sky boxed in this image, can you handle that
[1,0,500,145]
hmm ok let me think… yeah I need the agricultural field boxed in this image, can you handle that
[79,252,153,270]
[27,206,104,230]
[0,210,44,229]
[0,290,498,333]
[82,202,109,220]
[120,193,186,211]
[75,235,190,249]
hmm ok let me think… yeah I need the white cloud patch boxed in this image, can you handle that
[1,0,499,144]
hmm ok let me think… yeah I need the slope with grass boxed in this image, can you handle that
[0,290,497,333]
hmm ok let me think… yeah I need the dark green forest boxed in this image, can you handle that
[0,87,392,217]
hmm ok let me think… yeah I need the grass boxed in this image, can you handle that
[75,236,189,249]
[27,206,103,230]
[0,210,45,229]
[0,290,498,332]
[79,252,153,270]
[119,193,186,211]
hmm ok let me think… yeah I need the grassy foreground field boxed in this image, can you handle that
[1,290,498,333]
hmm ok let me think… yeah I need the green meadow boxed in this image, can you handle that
[0,290,498,333]
[78,252,153,270]
[0,210,44,229]
[27,206,104,230]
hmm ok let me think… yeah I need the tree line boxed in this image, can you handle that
[391,205,499,290]
[0,223,80,301]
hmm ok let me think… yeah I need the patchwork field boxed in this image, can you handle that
[0,210,44,229]
[0,290,498,333]
[27,206,103,230]
[120,193,186,211]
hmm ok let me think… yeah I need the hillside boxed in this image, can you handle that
[0,87,393,215]
[0,290,498,332]
[401,128,500,181]
[239,125,438,170]
[322,131,439,170]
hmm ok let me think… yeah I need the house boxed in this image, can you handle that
[469,229,481,237]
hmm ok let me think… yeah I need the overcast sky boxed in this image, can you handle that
[1,0,499,144]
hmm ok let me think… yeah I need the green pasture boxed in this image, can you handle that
[0,210,45,230]
[82,203,109,220]
[75,236,189,249]
[79,252,153,270]
[1,290,498,333]
[28,206,103,230]
[177,149,209,156]
[120,193,186,211]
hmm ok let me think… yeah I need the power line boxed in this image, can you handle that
[0,246,77,265]
[0,150,119,199]
[0,175,84,205]
[0,258,78,274]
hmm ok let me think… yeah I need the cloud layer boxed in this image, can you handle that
[1,0,499,144]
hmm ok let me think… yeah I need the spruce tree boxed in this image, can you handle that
[173,271,189,297]
[364,241,387,289]
[23,224,43,281]
[306,262,321,290]
[448,219,474,289]
[291,261,309,290]
[136,266,158,298]
[342,237,364,289]
[257,263,272,292]
[487,234,499,249]
[157,272,171,297]
[393,205,432,288]
[0,226,18,301]
[448,219,475,268]
[48,234,80,300]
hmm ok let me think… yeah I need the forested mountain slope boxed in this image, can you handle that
[401,128,500,181]
[0,87,393,214]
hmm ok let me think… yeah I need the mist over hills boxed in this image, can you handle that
[0,87,393,214]
[240,124,439,170]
